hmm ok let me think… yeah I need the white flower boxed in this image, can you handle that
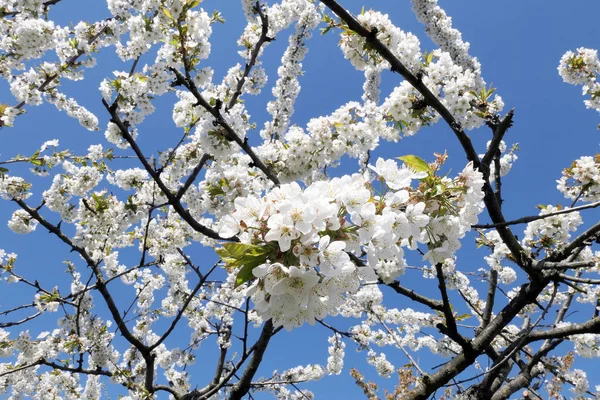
[217,215,240,238]
[265,213,300,252]
[351,202,378,243]
[8,210,38,234]
[277,199,316,235]
[270,266,320,300]
[369,157,415,189]
[318,236,350,276]
[40,139,59,152]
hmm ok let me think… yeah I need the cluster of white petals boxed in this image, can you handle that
[522,205,582,254]
[411,0,483,87]
[1,1,599,398]
[216,159,484,329]
[482,231,517,285]
[558,48,600,117]
[339,10,421,72]
[261,3,319,141]
[326,334,346,375]
[558,155,600,202]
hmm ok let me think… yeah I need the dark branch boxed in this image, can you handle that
[320,0,528,269]
[481,109,514,167]
[170,68,281,186]
[226,2,272,111]
[102,98,236,242]
[473,199,600,229]
[228,320,275,400]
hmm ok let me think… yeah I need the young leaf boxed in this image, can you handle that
[455,313,472,321]
[397,155,431,175]
[162,7,173,20]
[235,263,259,288]
[216,243,276,287]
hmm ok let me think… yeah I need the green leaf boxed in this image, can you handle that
[456,313,472,321]
[90,193,109,213]
[397,155,431,175]
[216,243,277,287]
[162,7,173,20]
[321,26,333,35]
[211,10,225,23]
[235,263,260,288]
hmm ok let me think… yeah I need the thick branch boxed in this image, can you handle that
[478,284,557,395]
[407,277,550,399]
[549,220,600,262]
[481,110,514,167]
[526,316,600,341]
[480,270,498,330]
[175,154,210,200]
[435,263,472,351]
[384,280,444,311]
[102,99,235,242]
[532,260,595,271]
[228,319,275,400]
[320,0,528,268]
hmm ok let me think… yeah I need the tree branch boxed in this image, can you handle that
[13,199,158,393]
[170,68,281,186]
[473,199,600,229]
[228,319,275,400]
[526,316,600,341]
[226,2,272,112]
[384,280,444,312]
[407,276,550,399]
[320,0,528,269]
[0,22,109,127]
[149,262,219,351]
[481,110,514,167]
[434,263,472,352]
[102,98,235,242]
[480,270,498,331]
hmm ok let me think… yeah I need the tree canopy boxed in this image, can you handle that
[1,1,600,399]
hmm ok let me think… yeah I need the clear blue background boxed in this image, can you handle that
[2,0,600,398]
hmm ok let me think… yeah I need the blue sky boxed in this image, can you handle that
[2,0,600,398]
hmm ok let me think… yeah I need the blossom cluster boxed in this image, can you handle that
[522,205,582,254]
[481,230,517,285]
[411,0,483,87]
[558,47,600,117]
[326,334,346,375]
[261,11,504,184]
[261,3,319,141]
[2,0,599,398]
[338,10,422,73]
[0,15,114,128]
[557,154,600,203]
[217,158,485,329]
